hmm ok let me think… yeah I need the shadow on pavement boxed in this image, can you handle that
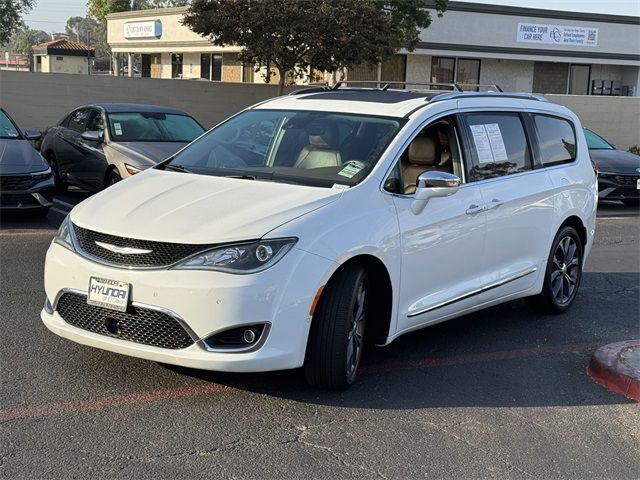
[164,271,639,409]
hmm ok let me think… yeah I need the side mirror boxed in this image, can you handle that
[24,130,41,141]
[81,130,103,143]
[411,171,460,214]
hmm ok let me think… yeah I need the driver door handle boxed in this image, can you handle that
[465,204,485,216]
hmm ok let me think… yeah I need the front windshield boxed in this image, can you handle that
[584,129,613,150]
[162,109,403,188]
[0,110,22,140]
[107,112,205,142]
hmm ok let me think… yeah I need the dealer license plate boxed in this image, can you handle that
[87,277,130,312]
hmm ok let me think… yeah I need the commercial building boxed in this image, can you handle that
[106,2,640,95]
[32,39,94,75]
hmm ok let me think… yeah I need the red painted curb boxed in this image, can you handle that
[587,340,640,402]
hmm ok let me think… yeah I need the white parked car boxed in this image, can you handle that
[42,86,597,389]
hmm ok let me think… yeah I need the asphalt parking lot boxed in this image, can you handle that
[1,195,638,479]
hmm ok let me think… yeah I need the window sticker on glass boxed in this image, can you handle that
[484,123,508,161]
[337,161,365,178]
[114,122,122,136]
[470,123,508,163]
[470,124,494,164]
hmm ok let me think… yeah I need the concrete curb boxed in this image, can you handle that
[587,340,640,402]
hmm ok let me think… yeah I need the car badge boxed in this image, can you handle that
[95,241,152,255]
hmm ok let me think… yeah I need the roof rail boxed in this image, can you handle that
[331,80,465,92]
[429,91,548,103]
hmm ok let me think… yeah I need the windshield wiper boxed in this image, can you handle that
[163,164,193,173]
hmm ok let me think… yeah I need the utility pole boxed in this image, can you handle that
[87,30,91,75]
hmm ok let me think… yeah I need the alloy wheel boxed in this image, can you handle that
[346,281,366,381]
[551,236,580,305]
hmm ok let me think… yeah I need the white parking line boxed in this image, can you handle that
[51,207,71,215]
[53,199,75,209]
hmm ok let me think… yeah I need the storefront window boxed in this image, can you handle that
[212,54,222,81]
[200,54,222,81]
[431,57,455,89]
[431,57,481,90]
[171,54,183,78]
[200,54,210,80]
[456,59,480,89]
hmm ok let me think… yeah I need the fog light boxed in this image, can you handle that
[243,329,256,344]
[255,244,273,262]
[202,323,269,351]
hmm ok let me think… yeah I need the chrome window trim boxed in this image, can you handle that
[408,267,537,317]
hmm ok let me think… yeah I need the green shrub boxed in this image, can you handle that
[628,145,640,156]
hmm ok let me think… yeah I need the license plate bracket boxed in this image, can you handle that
[87,277,130,312]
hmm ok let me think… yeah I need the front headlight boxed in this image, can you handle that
[53,215,75,252]
[173,238,297,273]
[125,164,142,175]
[31,165,52,180]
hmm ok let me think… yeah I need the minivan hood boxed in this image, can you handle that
[108,141,189,165]
[71,169,343,244]
[0,138,49,175]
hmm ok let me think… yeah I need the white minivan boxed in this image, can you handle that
[42,86,597,389]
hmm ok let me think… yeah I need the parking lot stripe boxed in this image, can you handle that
[0,383,233,422]
[0,341,610,422]
[53,199,75,209]
[0,230,55,236]
[51,207,71,215]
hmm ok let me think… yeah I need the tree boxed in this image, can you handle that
[6,27,50,69]
[88,0,189,22]
[182,0,447,95]
[65,16,110,62]
[0,0,35,45]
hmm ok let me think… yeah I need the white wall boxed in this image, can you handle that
[479,59,534,92]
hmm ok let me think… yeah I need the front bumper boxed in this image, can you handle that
[42,241,336,372]
[0,173,55,211]
[597,173,639,201]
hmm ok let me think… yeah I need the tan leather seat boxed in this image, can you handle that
[294,125,342,169]
[403,135,450,194]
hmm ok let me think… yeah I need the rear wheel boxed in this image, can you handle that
[46,152,67,193]
[527,226,583,314]
[304,264,368,390]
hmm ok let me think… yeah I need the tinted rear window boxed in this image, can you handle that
[533,114,577,167]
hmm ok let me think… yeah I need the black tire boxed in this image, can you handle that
[527,226,583,314]
[304,264,368,390]
[622,199,639,207]
[46,152,67,193]
[106,168,122,188]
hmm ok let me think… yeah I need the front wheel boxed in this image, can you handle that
[46,153,67,193]
[304,265,368,390]
[105,168,122,188]
[527,226,583,314]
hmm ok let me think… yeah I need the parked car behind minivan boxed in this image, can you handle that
[0,107,54,215]
[40,103,205,192]
[42,86,597,390]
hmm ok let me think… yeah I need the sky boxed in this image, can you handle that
[24,0,640,34]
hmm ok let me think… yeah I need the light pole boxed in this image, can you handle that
[87,30,91,75]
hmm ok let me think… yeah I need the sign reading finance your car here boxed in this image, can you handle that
[517,23,598,47]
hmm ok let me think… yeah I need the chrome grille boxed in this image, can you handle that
[56,292,194,349]
[72,223,216,268]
